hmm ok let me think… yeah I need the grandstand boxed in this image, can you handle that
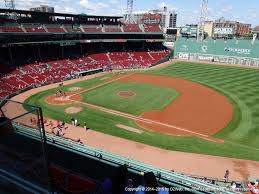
[0,8,162,34]
[0,42,170,99]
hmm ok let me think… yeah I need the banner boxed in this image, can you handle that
[163,42,174,48]
[214,28,233,35]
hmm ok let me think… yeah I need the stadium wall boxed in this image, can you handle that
[174,38,259,67]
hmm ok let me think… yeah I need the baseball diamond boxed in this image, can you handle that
[23,61,259,162]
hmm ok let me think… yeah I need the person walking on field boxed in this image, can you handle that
[84,122,87,130]
[71,118,75,126]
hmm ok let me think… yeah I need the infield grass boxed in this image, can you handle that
[82,82,178,115]
[25,62,259,161]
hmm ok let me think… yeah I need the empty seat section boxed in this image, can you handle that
[82,25,102,32]
[23,23,46,33]
[90,53,109,61]
[45,24,65,33]
[123,24,142,32]
[130,52,153,61]
[104,25,121,32]
[109,52,130,61]
[0,23,23,32]
[64,25,82,32]
[144,24,162,32]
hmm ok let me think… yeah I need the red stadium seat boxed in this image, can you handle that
[143,24,162,33]
[0,49,169,99]
[123,24,142,32]
[0,26,24,32]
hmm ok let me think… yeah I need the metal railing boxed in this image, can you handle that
[0,168,50,194]
[13,123,237,194]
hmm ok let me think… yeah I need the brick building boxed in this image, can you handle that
[212,17,251,38]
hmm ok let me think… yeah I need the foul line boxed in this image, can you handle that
[54,67,259,150]
[67,72,224,144]
[69,99,223,142]
[69,73,133,98]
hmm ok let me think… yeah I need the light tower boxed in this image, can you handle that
[125,0,134,23]
[4,0,15,9]
[198,0,208,41]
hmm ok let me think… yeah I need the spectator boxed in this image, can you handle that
[49,120,54,129]
[231,181,236,190]
[56,120,60,128]
[60,121,65,128]
[102,165,129,194]
[135,172,169,194]
[224,169,230,183]
[247,182,259,194]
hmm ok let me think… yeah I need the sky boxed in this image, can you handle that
[0,0,258,27]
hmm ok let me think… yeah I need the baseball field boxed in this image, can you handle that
[24,61,259,161]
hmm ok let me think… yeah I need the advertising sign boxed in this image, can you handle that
[178,53,189,60]
[214,28,233,35]
[163,42,174,48]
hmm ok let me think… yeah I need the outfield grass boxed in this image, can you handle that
[24,62,259,161]
[82,82,178,115]
[146,62,259,149]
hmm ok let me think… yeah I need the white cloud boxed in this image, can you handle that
[79,0,109,12]
[157,1,178,12]
[247,9,257,18]
[55,6,77,14]
[13,0,50,10]
[109,0,120,4]
[221,5,232,13]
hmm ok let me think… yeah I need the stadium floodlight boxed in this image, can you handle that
[252,33,257,45]
[4,0,15,9]
[125,0,135,24]
[198,0,208,42]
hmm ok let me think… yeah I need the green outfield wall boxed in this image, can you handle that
[174,37,259,66]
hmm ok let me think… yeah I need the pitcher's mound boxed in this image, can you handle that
[117,91,136,97]
[69,87,83,92]
[65,107,82,114]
